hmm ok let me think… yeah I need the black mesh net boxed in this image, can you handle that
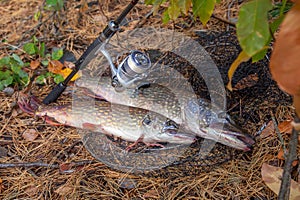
[75,29,292,177]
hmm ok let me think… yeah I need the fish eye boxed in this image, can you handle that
[142,115,152,125]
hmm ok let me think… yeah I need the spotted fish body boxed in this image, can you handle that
[76,77,183,124]
[34,100,195,144]
[75,77,255,151]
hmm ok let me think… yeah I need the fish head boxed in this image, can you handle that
[142,115,196,145]
[185,99,255,151]
[204,119,255,151]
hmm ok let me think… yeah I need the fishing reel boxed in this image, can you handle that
[108,50,152,91]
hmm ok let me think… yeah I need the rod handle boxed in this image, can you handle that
[42,83,67,105]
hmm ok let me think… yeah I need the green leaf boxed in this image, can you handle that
[12,54,24,66]
[41,60,49,66]
[46,72,55,77]
[1,76,13,87]
[192,0,216,25]
[34,11,41,21]
[236,0,272,57]
[168,0,181,20]
[0,57,10,67]
[53,74,64,84]
[145,0,166,5]
[35,75,46,85]
[39,42,46,57]
[24,62,30,67]
[52,48,63,60]
[18,69,29,79]
[145,0,155,4]
[45,53,51,59]
[11,64,28,79]
[20,74,29,86]
[32,36,38,44]
[0,71,11,80]
[46,0,64,11]
[0,71,13,90]
[23,43,36,55]
[162,9,171,24]
[270,15,285,34]
[252,46,269,62]
[10,64,22,75]
[178,0,192,14]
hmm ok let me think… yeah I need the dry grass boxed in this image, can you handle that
[0,0,297,199]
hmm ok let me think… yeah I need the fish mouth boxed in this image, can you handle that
[175,134,197,144]
[164,128,197,144]
[205,121,255,151]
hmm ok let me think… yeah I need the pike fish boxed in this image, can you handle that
[75,77,255,151]
[18,94,196,149]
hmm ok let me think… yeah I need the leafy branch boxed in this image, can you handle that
[145,0,292,89]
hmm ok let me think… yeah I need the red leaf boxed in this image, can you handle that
[278,120,293,134]
[262,163,300,199]
[59,163,75,173]
[30,60,40,70]
[232,73,259,90]
[260,121,275,139]
[277,148,298,166]
[48,60,64,74]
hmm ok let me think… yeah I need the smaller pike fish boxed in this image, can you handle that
[75,77,255,151]
[18,94,195,150]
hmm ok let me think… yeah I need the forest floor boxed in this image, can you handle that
[0,0,296,199]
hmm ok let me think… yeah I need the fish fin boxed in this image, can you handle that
[45,116,64,126]
[125,134,165,151]
[143,142,165,148]
[82,122,100,131]
[125,134,145,152]
[83,88,106,101]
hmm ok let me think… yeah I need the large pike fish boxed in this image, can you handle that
[75,77,255,151]
[18,94,196,150]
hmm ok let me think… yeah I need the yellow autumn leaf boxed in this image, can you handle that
[261,163,300,200]
[58,68,81,81]
[227,50,251,91]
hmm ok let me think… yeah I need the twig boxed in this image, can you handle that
[19,12,56,42]
[271,115,286,154]
[211,14,236,27]
[7,152,38,177]
[0,162,59,168]
[134,10,154,29]
[278,115,300,199]
[226,0,235,31]
[0,160,95,169]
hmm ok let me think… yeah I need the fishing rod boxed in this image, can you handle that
[43,0,141,105]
